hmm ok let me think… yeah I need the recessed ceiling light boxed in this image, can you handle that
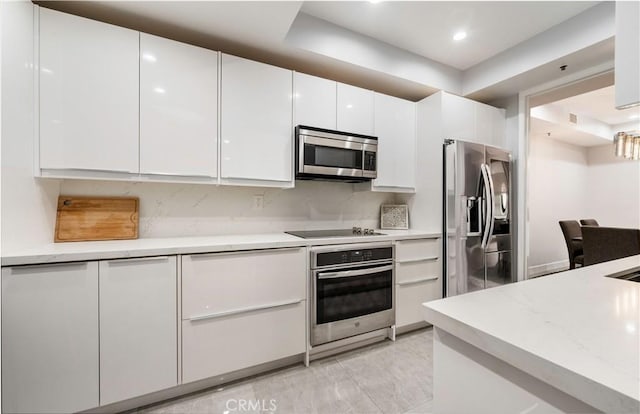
[453,31,467,41]
[369,0,382,3]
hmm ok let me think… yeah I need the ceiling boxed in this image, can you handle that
[40,1,607,102]
[300,1,597,70]
[530,117,612,147]
[551,86,640,126]
[530,85,640,148]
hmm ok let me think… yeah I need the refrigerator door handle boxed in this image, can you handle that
[480,163,494,248]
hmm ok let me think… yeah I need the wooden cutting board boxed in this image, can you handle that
[55,196,139,242]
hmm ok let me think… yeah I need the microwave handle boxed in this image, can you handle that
[318,264,393,280]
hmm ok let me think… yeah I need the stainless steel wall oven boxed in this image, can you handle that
[310,243,394,346]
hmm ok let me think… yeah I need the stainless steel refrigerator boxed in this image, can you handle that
[443,139,514,297]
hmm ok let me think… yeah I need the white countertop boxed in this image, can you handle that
[423,255,640,414]
[1,229,439,266]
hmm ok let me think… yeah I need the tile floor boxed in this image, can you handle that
[135,328,434,414]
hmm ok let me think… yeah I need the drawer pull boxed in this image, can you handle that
[187,247,302,260]
[141,171,215,178]
[7,261,89,271]
[189,299,303,321]
[106,256,169,265]
[396,256,439,264]
[398,275,439,286]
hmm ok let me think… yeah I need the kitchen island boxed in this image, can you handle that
[423,255,640,414]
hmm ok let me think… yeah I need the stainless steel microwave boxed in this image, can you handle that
[295,126,378,182]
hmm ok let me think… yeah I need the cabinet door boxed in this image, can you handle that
[181,248,305,383]
[396,277,442,328]
[294,72,336,129]
[39,8,139,173]
[475,103,495,145]
[182,248,305,319]
[99,256,177,405]
[337,83,374,135]
[492,107,507,148]
[373,93,416,191]
[442,92,476,142]
[140,34,218,178]
[1,262,99,413]
[220,54,293,183]
[182,301,305,383]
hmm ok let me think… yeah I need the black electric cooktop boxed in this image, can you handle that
[285,229,385,239]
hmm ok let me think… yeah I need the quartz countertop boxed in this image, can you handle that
[1,229,440,266]
[423,255,640,414]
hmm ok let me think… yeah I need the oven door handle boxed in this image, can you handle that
[317,264,393,280]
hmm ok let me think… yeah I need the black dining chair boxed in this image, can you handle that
[559,220,584,269]
[580,219,599,226]
[582,226,640,265]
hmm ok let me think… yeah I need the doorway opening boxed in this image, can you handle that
[524,71,640,277]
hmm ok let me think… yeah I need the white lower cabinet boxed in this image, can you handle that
[396,274,441,328]
[395,238,442,329]
[98,256,178,405]
[182,300,305,383]
[1,262,99,414]
[181,248,306,383]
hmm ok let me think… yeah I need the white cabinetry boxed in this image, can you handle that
[294,72,336,129]
[39,8,139,175]
[412,91,506,230]
[337,82,374,135]
[372,93,416,192]
[395,238,441,330]
[98,256,177,405]
[220,54,293,186]
[615,1,640,109]
[181,248,306,383]
[441,92,505,146]
[140,34,218,179]
[1,262,99,413]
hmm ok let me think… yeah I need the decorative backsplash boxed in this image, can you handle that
[59,180,398,238]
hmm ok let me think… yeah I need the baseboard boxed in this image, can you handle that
[528,260,569,278]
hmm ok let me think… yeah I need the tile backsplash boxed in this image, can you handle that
[60,180,398,238]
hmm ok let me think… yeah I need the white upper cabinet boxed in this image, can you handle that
[294,72,336,129]
[220,54,293,184]
[337,82,374,135]
[615,1,640,109]
[441,92,476,142]
[372,93,416,191]
[39,8,139,174]
[140,34,218,178]
[441,92,505,147]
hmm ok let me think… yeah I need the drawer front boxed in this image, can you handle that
[396,278,442,328]
[182,248,305,320]
[182,300,305,383]
[395,238,440,262]
[396,259,440,284]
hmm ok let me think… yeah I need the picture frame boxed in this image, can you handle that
[380,204,409,230]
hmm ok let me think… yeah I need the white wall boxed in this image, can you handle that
[586,145,640,228]
[528,138,640,276]
[528,136,590,275]
[1,2,60,253]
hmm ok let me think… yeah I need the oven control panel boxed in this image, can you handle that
[314,245,393,268]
